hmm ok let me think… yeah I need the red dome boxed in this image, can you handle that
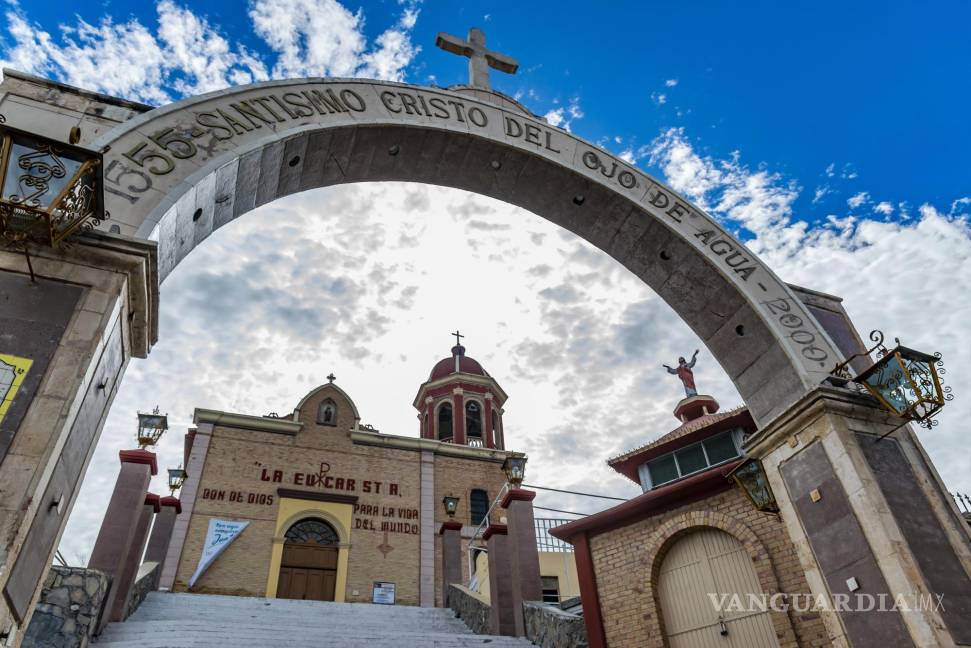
[429,347,488,380]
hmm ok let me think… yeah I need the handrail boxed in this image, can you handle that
[466,482,509,585]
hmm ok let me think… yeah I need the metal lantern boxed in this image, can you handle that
[728,458,779,513]
[856,345,948,427]
[831,331,953,429]
[167,465,188,495]
[501,456,527,488]
[0,124,105,250]
[442,495,460,518]
[136,407,168,449]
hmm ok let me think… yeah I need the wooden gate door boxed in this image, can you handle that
[277,543,338,601]
[657,528,779,648]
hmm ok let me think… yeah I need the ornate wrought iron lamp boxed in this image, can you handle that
[442,494,460,518]
[0,123,105,255]
[831,331,952,429]
[136,407,168,449]
[728,458,779,513]
[167,465,188,495]
[501,456,527,488]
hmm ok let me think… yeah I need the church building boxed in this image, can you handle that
[552,383,833,648]
[157,340,525,607]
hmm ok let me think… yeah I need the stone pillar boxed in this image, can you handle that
[452,389,466,445]
[87,449,157,629]
[108,492,158,621]
[748,386,971,648]
[0,236,156,640]
[484,523,517,636]
[144,496,181,587]
[501,488,542,610]
[439,520,463,606]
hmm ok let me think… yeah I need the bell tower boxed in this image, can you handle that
[413,333,508,449]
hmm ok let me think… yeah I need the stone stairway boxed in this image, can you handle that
[96,592,533,647]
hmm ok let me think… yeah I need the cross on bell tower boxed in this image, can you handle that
[435,27,519,91]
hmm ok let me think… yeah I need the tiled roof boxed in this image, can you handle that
[608,406,749,466]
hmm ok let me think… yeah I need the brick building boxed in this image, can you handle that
[552,394,833,648]
[157,342,524,607]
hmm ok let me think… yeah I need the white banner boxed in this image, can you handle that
[188,519,249,588]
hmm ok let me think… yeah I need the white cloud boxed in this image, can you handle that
[651,91,667,105]
[0,0,421,104]
[812,185,830,203]
[665,78,678,87]
[543,97,583,131]
[873,201,894,216]
[847,191,870,209]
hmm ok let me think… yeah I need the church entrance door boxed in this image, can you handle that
[658,528,779,648]
[277,519,341,601]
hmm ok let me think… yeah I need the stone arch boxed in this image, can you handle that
[94,78,843,423]
[642,511,798,648]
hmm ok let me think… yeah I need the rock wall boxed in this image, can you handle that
[447,584,491,635]
[124,563,159,620]
[523,601,588,648]
[21,566,110,648]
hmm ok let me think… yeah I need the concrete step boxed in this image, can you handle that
[96,592,532,647]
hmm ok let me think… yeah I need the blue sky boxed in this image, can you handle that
[2,1,969,559]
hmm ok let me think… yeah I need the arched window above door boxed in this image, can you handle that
[317,399,337,426]
[284,518,339,545]
[470,489,489,526]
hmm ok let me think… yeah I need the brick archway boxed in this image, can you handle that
[642,511,799,648]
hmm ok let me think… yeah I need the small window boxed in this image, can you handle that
[438,403,453,440]
[317,399,337,426]
[647,454,679,487]
[642,431,741,491]
[675,444,707,475]
[541,576,560,604]
[704,432,739,464]
[466,401,482,438]
[470,489,489,526]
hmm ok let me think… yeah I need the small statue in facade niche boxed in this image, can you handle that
[664,349,700,397]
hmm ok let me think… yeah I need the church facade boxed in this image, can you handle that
[158,343,524,607]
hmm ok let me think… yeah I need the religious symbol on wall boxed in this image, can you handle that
[0,354,33,426]
[663,350,700,397]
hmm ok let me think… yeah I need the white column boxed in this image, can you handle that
[419,450,435,606]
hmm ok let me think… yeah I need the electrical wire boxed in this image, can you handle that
[523,483,626,501]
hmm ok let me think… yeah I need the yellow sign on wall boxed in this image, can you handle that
[0,354,33,426]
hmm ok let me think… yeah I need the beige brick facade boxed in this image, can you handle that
[171,382,514,606]
[589,487,831,648]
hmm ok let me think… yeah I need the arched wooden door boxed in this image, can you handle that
[276,519,340,601]
[657,528,779,648]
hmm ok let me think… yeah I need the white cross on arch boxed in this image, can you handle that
[435,27,519,91]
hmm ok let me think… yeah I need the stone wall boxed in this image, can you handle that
[21,566,110,648]
[524,601,588,648]
[447,584,491,635]
[123,562,159,620]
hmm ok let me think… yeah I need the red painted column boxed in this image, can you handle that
[88,449,157,630]
[484,396,495,449]
[572,532,607,648]
[109,492,159,620]
[452,391,466,445]
[501,488,542,636]
[439,520,464,606]
[484,523,518,636]
[144,495,182,588]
